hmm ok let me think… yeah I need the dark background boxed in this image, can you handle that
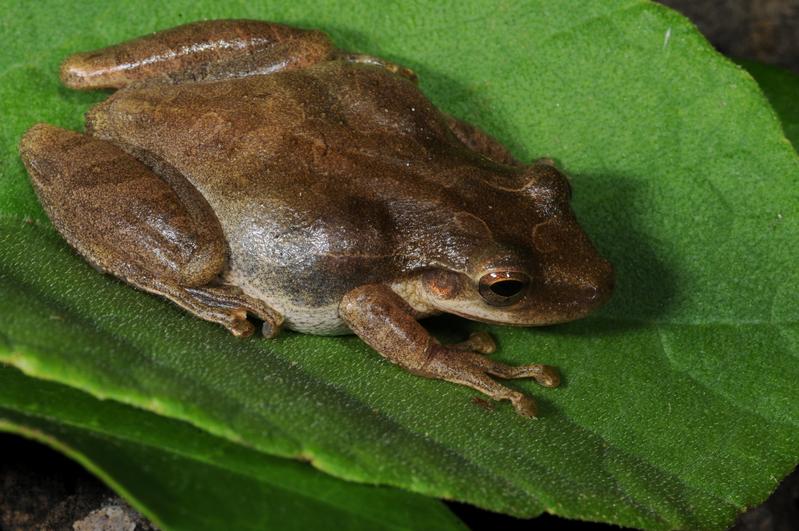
[2,1,798,529]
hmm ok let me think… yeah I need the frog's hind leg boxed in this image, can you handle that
[61,20,334,90]
[19,124,283,338]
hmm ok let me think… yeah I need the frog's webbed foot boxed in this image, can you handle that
[61,20,334,90]
[20,124,283,339]
[340,285,559,418]
[333,51,418,84]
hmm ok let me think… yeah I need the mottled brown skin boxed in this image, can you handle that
[19,20,613,417]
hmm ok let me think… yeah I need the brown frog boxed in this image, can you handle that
[19,20,613,417]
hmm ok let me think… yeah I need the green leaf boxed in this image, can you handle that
[1,1,798,530]
[739,60,799,150]
[0,365,464,531]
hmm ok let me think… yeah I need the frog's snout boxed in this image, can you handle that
[526,209,614,320]
[550,257,614,310]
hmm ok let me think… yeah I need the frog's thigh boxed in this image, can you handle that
[61,20,334,90]
[20,124,282,337]
[444,114,522,167]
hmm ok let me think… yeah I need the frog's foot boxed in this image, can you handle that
[334,51,418,83]
[418,344,559,417]
[169,284,284,338]
[444,331,560,386]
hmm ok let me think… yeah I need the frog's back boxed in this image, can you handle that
[88,60,453,188]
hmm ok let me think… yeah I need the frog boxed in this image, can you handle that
[19,20,613,417]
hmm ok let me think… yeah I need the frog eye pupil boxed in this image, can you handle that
[490,280,524,297]
[478,272,529,306]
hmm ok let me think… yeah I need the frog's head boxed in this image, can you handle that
[419,162,613,326]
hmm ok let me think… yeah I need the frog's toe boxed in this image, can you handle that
[448,331,496,354]
[510,394,539,418]
[478,358,561,388]
[534,365,560,388]
[228,315,257,337]
[261,319,281,339]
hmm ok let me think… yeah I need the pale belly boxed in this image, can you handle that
[223,266,352,336]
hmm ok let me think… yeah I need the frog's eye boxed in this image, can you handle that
[478,271,529,306]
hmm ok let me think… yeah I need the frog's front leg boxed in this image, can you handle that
[61,20,334,90]
[20,124,283,338]
[339,285,559,417]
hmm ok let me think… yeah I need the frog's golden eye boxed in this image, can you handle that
[478,271,529,306]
